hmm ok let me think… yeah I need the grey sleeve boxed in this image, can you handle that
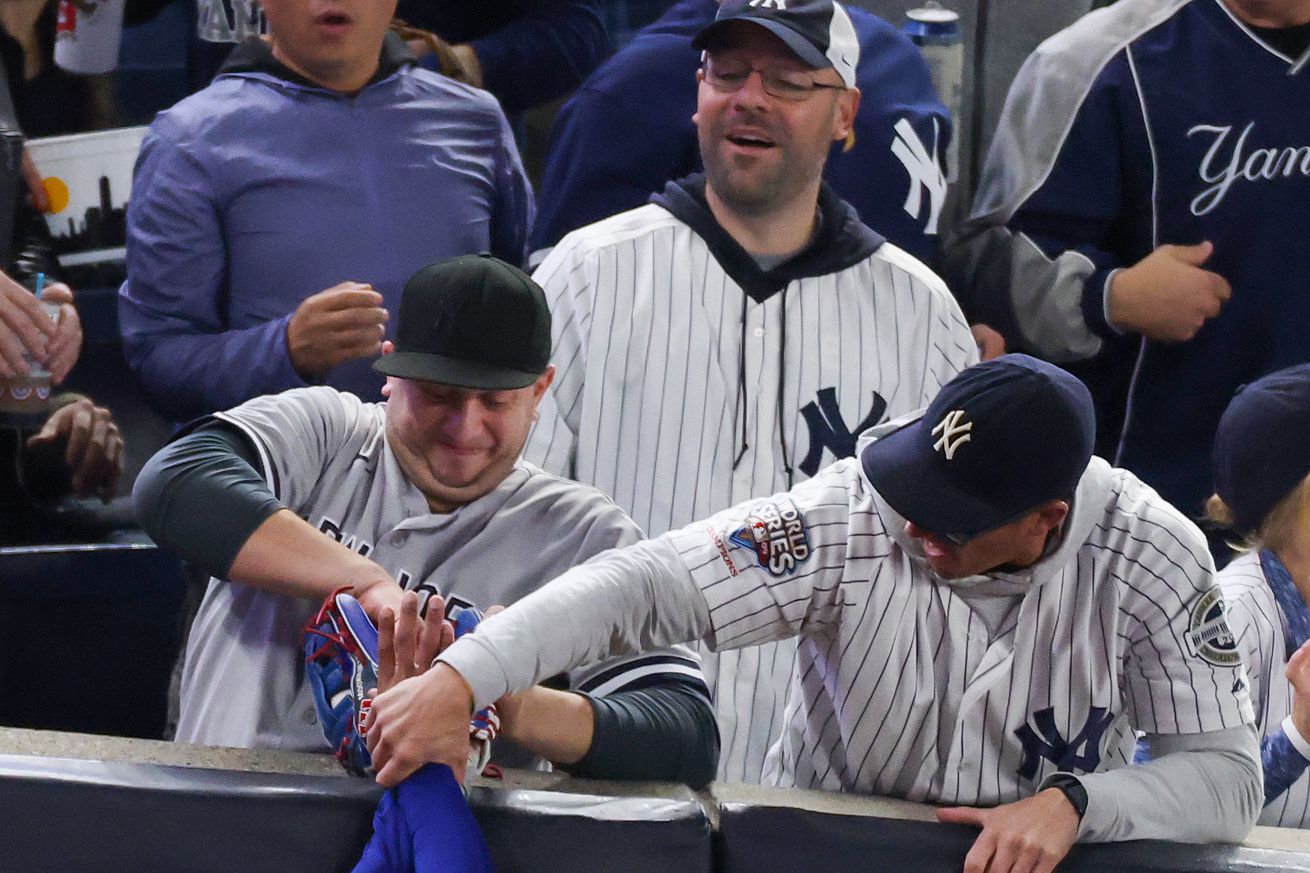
[132,422,284,577]
[1067,724,1261,843]
[440,536,712,710]
[568,680,720,788]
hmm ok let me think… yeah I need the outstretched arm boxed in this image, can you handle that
[134,421,403,620]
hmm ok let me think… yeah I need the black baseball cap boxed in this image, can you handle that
[1213,364,1310,535]
[693,0,860,88]
[861,355,1095,538]
[372,255,551,390]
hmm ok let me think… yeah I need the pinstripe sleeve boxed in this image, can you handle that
[439,466,866,709]
[1111,487,1255,735]
[664,473,858,651]
[524,238,594,478]
[438,535,713,710]
[1221,572,1272,729]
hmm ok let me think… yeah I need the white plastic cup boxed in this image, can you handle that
[54,0,127,76]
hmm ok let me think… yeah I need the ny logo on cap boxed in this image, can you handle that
[931,409,972,460]
[749,0,788,8]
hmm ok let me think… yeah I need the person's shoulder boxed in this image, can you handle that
[511,461,643,527]
[539,205,686,271]
[396,66,506,123]
[148,75,268,143]
[1216,550,1273,608]
[1085,462,1213,573]
[845,3,919,55]
[221,385,380,426]
[1032,0,1192,66]
[863,242,962,312]
[515,460,627,507]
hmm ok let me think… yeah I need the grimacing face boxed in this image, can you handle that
[693,22,859,217]
[383,367,555,513]
[259,0,398,93]
[903,501,1070,579]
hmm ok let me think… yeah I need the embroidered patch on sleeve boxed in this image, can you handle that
[1186,587,1241,667]
[728,498,811,576]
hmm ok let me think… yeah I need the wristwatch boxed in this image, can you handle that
[1045,773,1089,819]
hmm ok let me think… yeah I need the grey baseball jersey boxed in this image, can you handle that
[445,446,1254,820]
[174,386,703,753]
[1221,548,1310,827]
[523,178,978,782]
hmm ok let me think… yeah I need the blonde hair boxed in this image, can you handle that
[1207,473,1310,554]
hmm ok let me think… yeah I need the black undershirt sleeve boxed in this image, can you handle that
[566,678,720,789]
[132,421,283,578]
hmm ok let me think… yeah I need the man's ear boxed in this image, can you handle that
[1035,499,1070,534]
[832,86,861,143]
[531,365,556,404]
[692,68,706,128]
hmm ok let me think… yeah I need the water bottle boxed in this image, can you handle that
[905,3,964,182]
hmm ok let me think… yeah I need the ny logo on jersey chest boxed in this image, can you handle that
[1014,706,1115,781]
[799,387,888,476]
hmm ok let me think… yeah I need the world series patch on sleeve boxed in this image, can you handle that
[729,498,812,576]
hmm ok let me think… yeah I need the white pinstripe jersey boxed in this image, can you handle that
[524,180,977,782]
[1221,549,1310,827]
[662,451,1254,801]
[175,387,704,758]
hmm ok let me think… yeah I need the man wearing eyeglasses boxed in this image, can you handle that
[522,0,977,785]
[369,355,1261,872]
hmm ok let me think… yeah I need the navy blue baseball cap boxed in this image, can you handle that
[861,355,1096,538]
[1213,364,1310,536]
[693,0,860,88]
[373,255,551,390]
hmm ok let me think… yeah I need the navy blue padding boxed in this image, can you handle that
[0,755,380,873]
[0,544,188,737]
[715,802,1310,873]
[0,755,713,873]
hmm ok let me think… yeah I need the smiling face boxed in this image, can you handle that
[904,501,1070,580]
[693,21,859,218]
[383,368,554,513]
[260,0,398,93]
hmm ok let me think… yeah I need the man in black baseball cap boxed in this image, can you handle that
[373,253,551,391]
[134,252,718,787]
[372,253,555,511]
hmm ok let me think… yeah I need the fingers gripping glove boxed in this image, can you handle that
[304,588,380,776]
[303,589,501,777]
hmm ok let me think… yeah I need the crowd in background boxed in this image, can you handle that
[1,0,1309,854]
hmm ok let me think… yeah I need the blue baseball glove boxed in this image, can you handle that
[304,587,380,776]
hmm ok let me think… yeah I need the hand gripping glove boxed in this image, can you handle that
[304,587,380,775]
[303,588,500,777]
